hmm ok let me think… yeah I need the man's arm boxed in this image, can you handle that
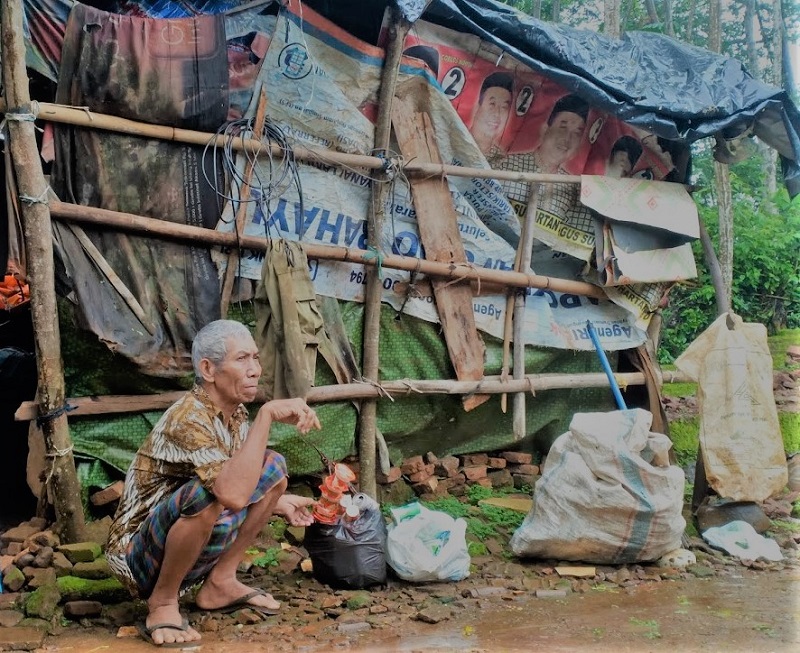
[212,399,320,511]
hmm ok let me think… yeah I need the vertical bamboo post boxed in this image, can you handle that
[357,7,411,499]
[512,185,540,440]
[2,0,86,541]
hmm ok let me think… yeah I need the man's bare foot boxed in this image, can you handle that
[145,600,202,646]
[195,576,280,611]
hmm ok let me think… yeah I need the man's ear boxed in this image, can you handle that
[199,358,216,384]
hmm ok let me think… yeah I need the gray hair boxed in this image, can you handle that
[192,319,253,380]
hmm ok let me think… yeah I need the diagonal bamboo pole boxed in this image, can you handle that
[1,0,86,542]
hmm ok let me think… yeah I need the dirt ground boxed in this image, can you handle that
[35,565,800,652]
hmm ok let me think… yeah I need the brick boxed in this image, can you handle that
[50,551,73,577]
[90,481,124,506]
[64,601,103,619]
[0,594,21,610]
[0,555,14,573]
[26,567,57,589]
[32,547,53,569]
[3,542,23,556]
[0,525,40,544]
[500,451,532,464]
[461,453,488,467]
[12,550,33,568]
[462,465,487,481]
[26,517,48,531]
[27,531,59,549]
[424,451,438,464]
[487,457,507,469]
[434,456,460,477]
[412,478,438,495]
[488,469,514,488]
[3,565,25,592]
[72,558,113,580]
[400,455,426,475]
[511,464,539,476]
[513,473,539,489]
[472,478,492,488]
[438,473,466,490]
[0,609,24,628]
[376,467,402,484]
[57,542,102,564]
[407,464,435,483]
[0,626,46,651]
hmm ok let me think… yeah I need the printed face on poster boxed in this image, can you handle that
[400,27,674,181]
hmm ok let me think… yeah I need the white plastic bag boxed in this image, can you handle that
[385,503,470,582]
[702,520,783,562]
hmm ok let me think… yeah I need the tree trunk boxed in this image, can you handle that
[764,0,783,196]
[709,0,734,310]
[532,0,541,20]
[644,0,660,25]
[664,0,674,36]
[604,0,621,38]
[1,0,86,542]
[685,0,697,43]
[552,0,560,23]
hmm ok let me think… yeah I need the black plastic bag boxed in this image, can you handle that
[304,499,387,589]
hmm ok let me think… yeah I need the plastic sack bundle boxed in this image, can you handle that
[304,493,387,589]
[385,503,470,582]
[510,409,685,564]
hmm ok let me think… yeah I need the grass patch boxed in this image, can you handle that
[768,328,800,371]
[779,412,800,453]
[668,418,700,465]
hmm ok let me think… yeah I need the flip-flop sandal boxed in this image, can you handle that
[136,616,201,649]
[210,588,281,616]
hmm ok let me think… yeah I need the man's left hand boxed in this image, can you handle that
[275,493,316,527]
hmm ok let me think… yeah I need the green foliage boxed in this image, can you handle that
[667,418,700,466]
[249,547,281,568]
[422,495,473,519]
[661,153,800,363]
[466,517,497,540]
[467,541,488,557]
[466,484,494,504]
[779,413,800,453]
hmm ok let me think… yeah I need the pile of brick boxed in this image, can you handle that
[0,517,123,630]
[377,451,540,501]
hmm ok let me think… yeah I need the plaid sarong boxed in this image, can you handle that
[125,449,287,598]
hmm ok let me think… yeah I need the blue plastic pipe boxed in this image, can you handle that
[586,320,627,410]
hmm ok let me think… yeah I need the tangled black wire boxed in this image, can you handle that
[202,116,304,240]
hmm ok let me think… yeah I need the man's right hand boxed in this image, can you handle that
[262,398,321,434]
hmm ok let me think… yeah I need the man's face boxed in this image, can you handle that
[539,111,586,168]
[471,86,512,146]
[607,150,632,178]
[207,335,261,407]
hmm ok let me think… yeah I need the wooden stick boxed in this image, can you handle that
[0,99,583,187]
[357,7,412,499]
[219,89,268,316]
[500,223,527,413]
[512,185,540,440]
[67,224,156,335]
[2,0,86,542]
[49,200,608,300]
[17,370,690,422]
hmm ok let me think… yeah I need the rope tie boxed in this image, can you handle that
[363,246,384,280]
[355,377,395,401]
[19,186,52,206]
[36,402,76,428]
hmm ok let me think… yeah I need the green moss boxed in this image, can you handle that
[56,575,129,603]
[345,592,372,609]
[467,541,488,557]
[25,584,62,620]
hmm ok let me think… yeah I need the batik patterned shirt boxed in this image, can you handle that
[106,385,249,577]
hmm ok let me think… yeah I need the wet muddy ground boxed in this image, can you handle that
[31,564,800,653]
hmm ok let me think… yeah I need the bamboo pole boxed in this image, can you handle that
[48,200,608,299]
[358,7,412,499]
[219,88,268,316]
[1,0,86,542]
[17,370,692,422]
[512,185,540,440]
[0,99,582,187]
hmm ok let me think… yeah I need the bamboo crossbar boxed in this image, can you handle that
[0,99,581,186]
[15,370,692,421]
[49,200,607,299]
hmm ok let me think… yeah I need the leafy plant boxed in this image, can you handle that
[248,547,281,568]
